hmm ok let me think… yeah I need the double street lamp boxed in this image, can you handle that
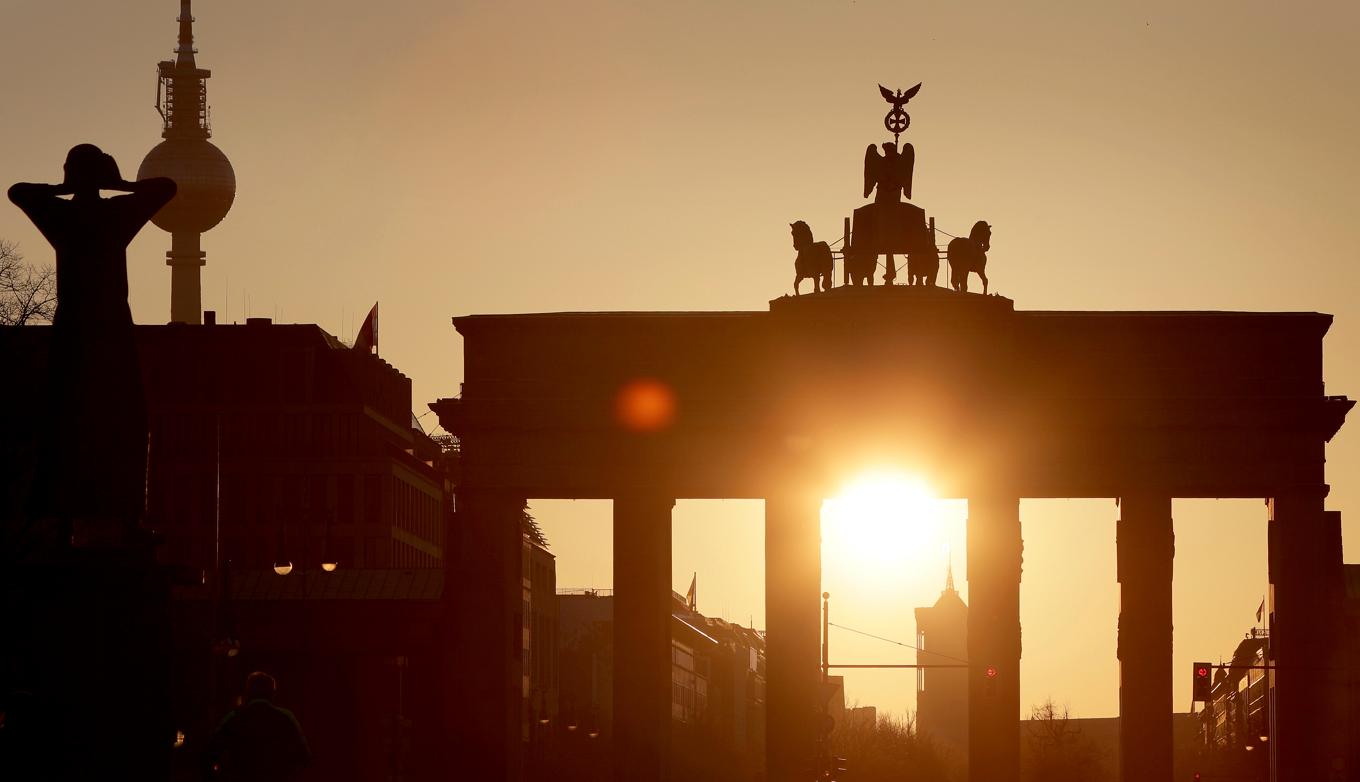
[272,558,339,576]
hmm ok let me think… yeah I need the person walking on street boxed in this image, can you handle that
[206,671,310,782]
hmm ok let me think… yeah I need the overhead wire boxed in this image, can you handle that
[828,621,971,665]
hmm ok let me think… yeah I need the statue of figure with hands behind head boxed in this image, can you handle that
[9,144,176,544]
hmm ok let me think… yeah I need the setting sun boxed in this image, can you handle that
[822,472,950,576]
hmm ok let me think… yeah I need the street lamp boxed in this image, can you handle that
[272,556,336,722]
[320,523,339,572]
[274,507,339,577]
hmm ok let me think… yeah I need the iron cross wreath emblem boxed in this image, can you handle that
[879,83,922,141]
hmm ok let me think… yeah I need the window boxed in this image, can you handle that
[917,630,927,693]
[337,475,354,525]
[364,474,381,524]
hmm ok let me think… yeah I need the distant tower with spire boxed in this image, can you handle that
[138,0,236,324]
[914,556,970,758]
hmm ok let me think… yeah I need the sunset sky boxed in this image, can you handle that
[3,0,1358,720]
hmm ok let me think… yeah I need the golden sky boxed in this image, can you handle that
[3,0,1358,719]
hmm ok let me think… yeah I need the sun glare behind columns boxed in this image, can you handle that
[822,471,945,575]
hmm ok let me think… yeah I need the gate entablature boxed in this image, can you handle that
[433,290,1350,500]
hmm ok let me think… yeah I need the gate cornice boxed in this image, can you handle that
[436,294,1349,499]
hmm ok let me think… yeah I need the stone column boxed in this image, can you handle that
[966,495,1021,782]
[1116,493,1174,782]
[1269,490,1343,778]
[765,492,823,782]
[613,496,675,782]
[451,491,524,782]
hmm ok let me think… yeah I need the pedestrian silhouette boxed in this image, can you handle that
[206,672,311,782]
[8,145,175,544]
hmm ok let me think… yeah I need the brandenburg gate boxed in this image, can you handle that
[431,85,1353,782]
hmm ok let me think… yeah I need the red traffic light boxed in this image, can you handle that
[1192,662,1214,701]
[985,665,998,679]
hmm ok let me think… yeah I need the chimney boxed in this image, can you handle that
[203,310,216,325]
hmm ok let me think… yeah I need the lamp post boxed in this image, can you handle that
[272,540,338,720]
[530,688,552,778]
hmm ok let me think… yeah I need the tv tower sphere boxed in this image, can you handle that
[137,0,235,324]
[138,139,235,234]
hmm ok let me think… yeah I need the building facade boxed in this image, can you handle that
[1194,635,1271,780]
[142,321,453,782]
[553,589,767,782]
[1195,571,1360,780]
[523,524,559,747]
[0,321,460,782]
[137,320,445,573]
[915,565,969,761]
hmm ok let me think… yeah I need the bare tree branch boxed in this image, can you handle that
[1025,698,1104,782]
[0,240,57,325]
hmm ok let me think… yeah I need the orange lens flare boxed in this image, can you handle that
[615,378,677,433]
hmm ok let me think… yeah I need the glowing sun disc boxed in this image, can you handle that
[822,472,943,574]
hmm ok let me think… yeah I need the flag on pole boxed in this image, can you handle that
[1256,597,1266,623]
[686,572,697,611]
[353,302,378,355]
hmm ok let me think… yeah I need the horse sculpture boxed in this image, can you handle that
[791,220,833,295]
[947,220,992,294]
[907,230,939,287]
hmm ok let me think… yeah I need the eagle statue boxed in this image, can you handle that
[879,83,922,109]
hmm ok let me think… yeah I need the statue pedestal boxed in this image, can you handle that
[851,201,932,256]
[1,550,174,780]
[770,282,1013,317]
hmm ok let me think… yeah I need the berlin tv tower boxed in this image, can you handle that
[138,0,236,325]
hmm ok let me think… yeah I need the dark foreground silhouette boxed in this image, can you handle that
[206,672,312,782]
[8,144,175,544]
[3,146,177,781]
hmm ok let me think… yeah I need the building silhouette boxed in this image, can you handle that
[553,588,767,782]
[1194,570,1360,779]
[134,319,444,572]
[140,319,450,782]
[915,562,969,762]
[1195,634,1270,780]
[0,321,460,782]
[523,522,558,747]
[1343,565,1360,776]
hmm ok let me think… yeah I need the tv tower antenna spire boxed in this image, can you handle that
[176,0,197,66]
